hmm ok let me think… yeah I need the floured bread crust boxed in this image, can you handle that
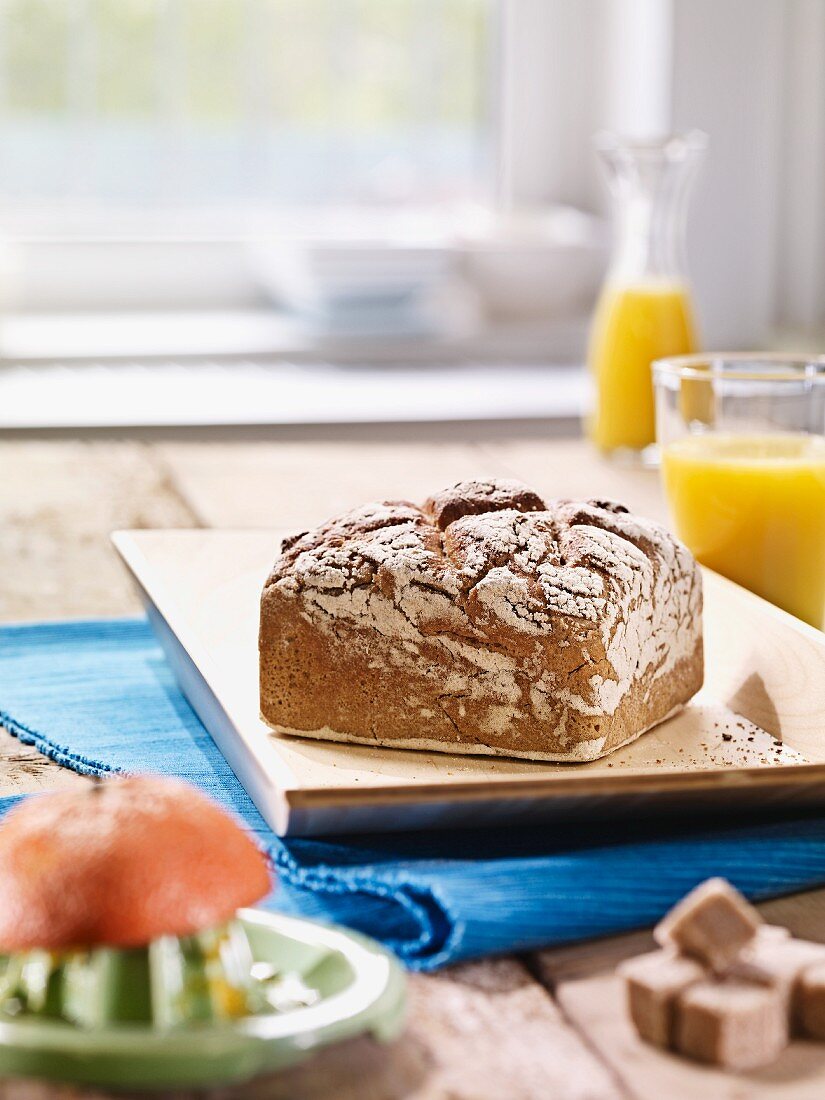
[259,479,703,762]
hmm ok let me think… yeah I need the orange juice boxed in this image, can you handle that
[587,281,696,453]
[662,433,825,628]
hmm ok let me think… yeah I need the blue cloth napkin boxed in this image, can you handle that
[2,618,825,972]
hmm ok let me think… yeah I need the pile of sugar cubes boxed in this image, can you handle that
[619,877,825,1071]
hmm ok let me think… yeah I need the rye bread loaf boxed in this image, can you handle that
[259,479,703,762]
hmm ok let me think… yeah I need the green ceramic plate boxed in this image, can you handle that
[0,910,406,1089]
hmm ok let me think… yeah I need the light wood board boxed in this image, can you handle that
[113,527,825,836]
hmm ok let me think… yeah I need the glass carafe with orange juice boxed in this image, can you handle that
[655,354,825,629]
[587,132,706,461]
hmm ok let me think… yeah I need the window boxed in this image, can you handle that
[1,0,818,350]
[0,0,494,227]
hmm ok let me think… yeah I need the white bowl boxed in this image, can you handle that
[457,206,607,321]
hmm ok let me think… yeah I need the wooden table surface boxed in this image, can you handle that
[2,421,825,1100]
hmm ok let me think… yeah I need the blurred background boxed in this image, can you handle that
[0,0,822,428]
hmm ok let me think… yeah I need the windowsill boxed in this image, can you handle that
[0,308,589,364]
[0,309,588,431]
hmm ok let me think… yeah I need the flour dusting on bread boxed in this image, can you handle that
[260,479,703,762]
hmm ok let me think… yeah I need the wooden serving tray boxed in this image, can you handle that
[112,529,825,837]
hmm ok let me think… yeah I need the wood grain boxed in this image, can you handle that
[475,436,667,523]
[0,431,623,1099]
[0,439,201,796]
[155,437,506,529]
[156,432,666,530]
[2,429,824,1099]
[0,963,623,1100]
[0,440,198,622]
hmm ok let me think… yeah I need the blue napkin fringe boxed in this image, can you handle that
[0,707,117,780]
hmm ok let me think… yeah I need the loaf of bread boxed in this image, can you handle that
[259,479,703,762]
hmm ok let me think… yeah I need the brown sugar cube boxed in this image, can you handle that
[798,962,825,1039]
[675,979,788,1070]
[654,878,761,971]
[731,935,825,1025]
[618,949,707,1048]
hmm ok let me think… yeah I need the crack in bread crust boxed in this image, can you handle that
[260,479,703,762]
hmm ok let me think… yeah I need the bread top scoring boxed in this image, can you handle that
[265,479,701,719]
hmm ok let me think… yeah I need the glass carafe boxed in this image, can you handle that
[586,131,706,462]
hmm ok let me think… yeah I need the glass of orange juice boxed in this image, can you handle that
[655,354,825,629]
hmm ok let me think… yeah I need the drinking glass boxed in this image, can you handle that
[654,353,825,629]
